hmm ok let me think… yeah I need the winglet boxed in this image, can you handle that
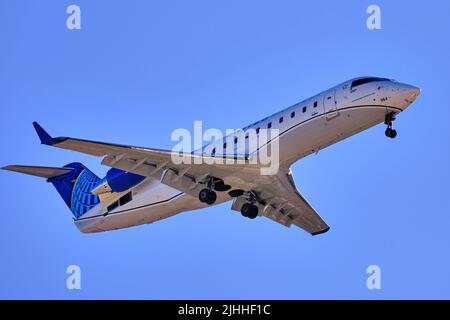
[33,121,53,144]
[311,226,330,236]
[32,121,66,145]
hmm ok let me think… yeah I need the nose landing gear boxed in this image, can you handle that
[384,112,397,139]
[385,127,397,139]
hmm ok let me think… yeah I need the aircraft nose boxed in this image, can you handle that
[399,83,420,105]
[406,85,420,101]
[404,85,420,101]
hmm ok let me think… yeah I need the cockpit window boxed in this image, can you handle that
[351,77,390,89]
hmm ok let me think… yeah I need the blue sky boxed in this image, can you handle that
[1,0,449,299]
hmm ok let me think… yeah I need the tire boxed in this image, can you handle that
[385,127,392,137]
[213,181,231,192]
[241,203,252,217]
[229,189,244,197]
[199,188,210,203]
[241,203,258,219]
[389,129,397,139]
[205,190,217,205]
[247,205,259,219]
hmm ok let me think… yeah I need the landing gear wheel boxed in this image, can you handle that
[384,112,398,139]
[389,129,397,139]
[213,180,231,192]
[247,205,259,219]
[199,188,209,203]
[240,203,258,219]
[228,189,244,197]
[241,203,250,217]
[205,190,217,205]
[199,188,217,205]
[385,127,392,137]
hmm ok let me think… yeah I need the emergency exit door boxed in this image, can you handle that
[323,89,338,118]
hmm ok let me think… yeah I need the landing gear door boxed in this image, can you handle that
[324,89,338,119]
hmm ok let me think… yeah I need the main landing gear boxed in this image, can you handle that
[198,188,217,205]
[198,177,230,205]
[232,191,259,219]
[384,112,397,139]
[240,202,259,219]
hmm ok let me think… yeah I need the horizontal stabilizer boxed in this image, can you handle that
[1,165,73,179]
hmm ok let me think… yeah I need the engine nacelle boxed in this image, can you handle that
[92,168,145,195]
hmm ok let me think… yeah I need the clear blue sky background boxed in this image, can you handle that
[1,0,449,299]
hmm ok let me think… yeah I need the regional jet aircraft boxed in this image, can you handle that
[2,77,420,235]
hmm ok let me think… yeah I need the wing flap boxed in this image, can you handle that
[251,170,330,235]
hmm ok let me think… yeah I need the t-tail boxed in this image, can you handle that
[2,122,147,224]
[2,163,101,219]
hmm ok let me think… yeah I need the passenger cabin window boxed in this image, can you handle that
[234,137,238,144]
[256,127,260,134]
[279,117,283,123]
[107,192,133,212]
[313,101,318,108]
[268,122,272,129]
[351,77,390,89]
[119,192,132,206]
[291,111,295,118]
[107,201,119,212]
[302,106,307,113]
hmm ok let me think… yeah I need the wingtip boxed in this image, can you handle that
[311,226,330,236]
[32,121,53,144]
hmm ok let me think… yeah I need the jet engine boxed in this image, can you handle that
[92,168,145,195]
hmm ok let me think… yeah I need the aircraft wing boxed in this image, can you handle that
[32,122,329,235]
[31,122,259,192]
[244,169,330,235]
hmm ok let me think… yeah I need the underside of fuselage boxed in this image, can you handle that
[279,104,402,165]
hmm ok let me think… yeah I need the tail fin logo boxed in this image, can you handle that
[71,169,100,218]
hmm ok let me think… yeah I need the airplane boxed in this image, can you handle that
[2,77,420,235]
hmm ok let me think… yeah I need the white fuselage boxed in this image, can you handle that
[75,77,419,233]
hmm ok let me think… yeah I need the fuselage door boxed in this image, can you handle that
[323,89,338,119]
